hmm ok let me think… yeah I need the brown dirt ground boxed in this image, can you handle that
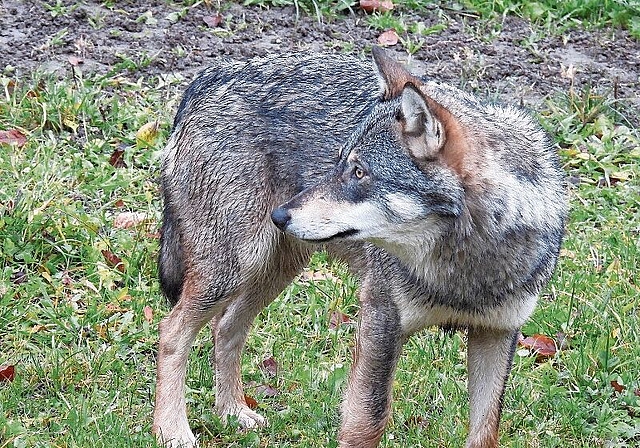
[1,0,639,113]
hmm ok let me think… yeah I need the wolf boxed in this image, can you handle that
[153,47,567,448]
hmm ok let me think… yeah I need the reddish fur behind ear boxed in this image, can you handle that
[410,89,477,183]
[426,99,470,177]
[373,48,478,182]
[372,46,423,100]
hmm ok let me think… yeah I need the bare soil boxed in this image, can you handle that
[1,0,639,111]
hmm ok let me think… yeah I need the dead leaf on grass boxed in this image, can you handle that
[244,394,258,410]
[109,146,127,168]
[0,129,27,147]
[143,305,154,323]
[329,310,352,329]
[611,380,625,394]
[259,356,278,378]
[360,0,394,13]
[113,211,147,229]
[136,120,160,148]
[518,333,557,361]
[0,365,15,382]
[377,29,399,47]
[101,249,125,273]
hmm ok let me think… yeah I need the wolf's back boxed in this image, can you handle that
[158,54,381,306]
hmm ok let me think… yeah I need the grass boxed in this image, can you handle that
[241,0,640,43]
[1,1,639,448]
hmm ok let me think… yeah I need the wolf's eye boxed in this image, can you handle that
[354,166,365,179]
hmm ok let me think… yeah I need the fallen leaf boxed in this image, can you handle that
[146,232,161,239]
[101,249,125,273]
[0,365,15,382]
[136,120,160,148]
[255,384,279,397]
[360,0,394,13]
[203,13,223,28]
[611,380,625,394]
[143,305,153,323]
[377,29,399,47]
[329,310,352,329]
[113,211,147,229]
[259,356,278,378]
[68,56,83,66]
[0,129,27,147]
[109,146,127,168]
[518,333,557,360]
[114,199,125,208]
[244,394,258,410]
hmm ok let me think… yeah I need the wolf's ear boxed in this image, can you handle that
[400,83,446,160]
[372,46,422,100]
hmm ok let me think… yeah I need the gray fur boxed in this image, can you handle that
[154,48,567,448]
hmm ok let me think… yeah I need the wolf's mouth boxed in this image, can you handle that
[301,228,360,243]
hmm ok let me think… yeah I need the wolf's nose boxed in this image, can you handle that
[271,207,291,231]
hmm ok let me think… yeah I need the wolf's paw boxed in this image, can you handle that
[153,418,197,448]
[220,405,268,429]
[236,407,268,428]
[154,429,197,448]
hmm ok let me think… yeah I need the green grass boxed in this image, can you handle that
[240,0,640,42]
[1,3,640,448]
[462,0,640,35]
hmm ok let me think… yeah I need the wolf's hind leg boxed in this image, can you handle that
[465,326,519,448]
[212,239,309,428]
[153,294,217,448]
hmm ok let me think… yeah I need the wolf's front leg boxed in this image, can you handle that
[338,289,404,448]
[465,326,519,448]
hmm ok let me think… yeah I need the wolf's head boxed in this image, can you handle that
[271,48,483,255]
